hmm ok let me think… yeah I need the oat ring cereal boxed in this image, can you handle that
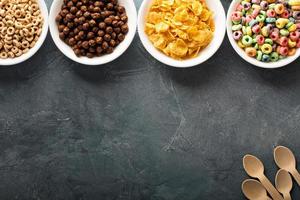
[0,0,44,59]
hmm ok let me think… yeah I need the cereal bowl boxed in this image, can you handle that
[137,0,226,68]
[49,0,137,66]
[227,0,300,69]
[0,0,48,66]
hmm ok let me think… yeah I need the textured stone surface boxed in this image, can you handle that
[0,0,300,199]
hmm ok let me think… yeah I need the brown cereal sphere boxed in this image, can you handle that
[99,22,106,29]
[104,34,111,42]
[87,32,95,39]
[98,30,105,37]
[56,0,129,58]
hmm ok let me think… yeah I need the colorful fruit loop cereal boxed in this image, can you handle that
[231,0,300,62]
[145,0,215,60]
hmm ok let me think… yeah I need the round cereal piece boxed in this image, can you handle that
[270,52,279,62]
[15,49,23,57]
[245,47,257,57]
[261,43,273,54]
[256,50,263,61]
[262,54,270,62]
[0,51,8,59]
[288,48,296,56]
[22,40,30,48]
[242,35,253,46]
[7,52,14,58]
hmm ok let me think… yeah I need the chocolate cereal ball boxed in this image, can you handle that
[56,0,128,58]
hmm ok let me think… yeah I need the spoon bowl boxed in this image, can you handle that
[242,179,270,200]
[243,154,265,177]
[274,146,296,171]
[275,169,292,200]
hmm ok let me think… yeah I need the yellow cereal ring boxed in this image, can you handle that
[261,44,273,54]
[288,39,297,48]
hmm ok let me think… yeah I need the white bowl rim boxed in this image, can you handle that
[0,0,49,66]
[49,0,137,66]
[227,0,300,69]
[137,0,226,68]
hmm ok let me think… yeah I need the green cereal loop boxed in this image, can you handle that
[270,52,279,62]
[254,43,259,49]
[260,10,266,16]
[256,51,263,61]
[280,29,289,36]
[265,38,273,45]
[285,22,294,29]
[252,38,257,43]
[269,3,276,9]
[256,15,266,22]
[266,17,276,23]
[232,24,242,31]
[242,35,253,46]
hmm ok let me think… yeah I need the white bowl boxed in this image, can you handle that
[227,0,300,69]
[137,0,226,68]
[0,0,48,66]
[49,0,137,66]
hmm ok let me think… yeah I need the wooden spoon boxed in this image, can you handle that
[242,179,272,200]
[274,146,300,186]
[275,169,292,200]
[243,154,284,200]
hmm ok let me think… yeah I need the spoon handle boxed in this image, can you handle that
[284,193,292,200]
[259,175,284,200]
[291,169,300,186]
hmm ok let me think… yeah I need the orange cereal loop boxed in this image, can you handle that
[245,47,257,57]
[288,48,296,56]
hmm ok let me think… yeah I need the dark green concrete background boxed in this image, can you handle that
[1,0,300,199]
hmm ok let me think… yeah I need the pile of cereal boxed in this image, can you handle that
[0,0,43,59]
[145,0,215,60]
[56,0,128,58]
[231,0,300,62]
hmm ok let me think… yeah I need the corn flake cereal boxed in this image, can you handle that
[145,0,214,59]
